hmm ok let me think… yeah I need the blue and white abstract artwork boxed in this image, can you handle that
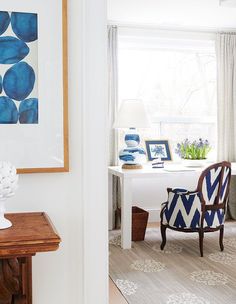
[0,11,38,124]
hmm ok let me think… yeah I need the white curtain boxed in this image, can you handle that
[108,25,119,165]
[216,33,236,219]
[108,25,120,228]
[216,33,236,161]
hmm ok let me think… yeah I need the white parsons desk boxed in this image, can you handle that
[108,163,236,249]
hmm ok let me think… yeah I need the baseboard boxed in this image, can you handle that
[146,208,161,223]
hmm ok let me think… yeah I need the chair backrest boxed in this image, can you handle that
[197,161,231,208]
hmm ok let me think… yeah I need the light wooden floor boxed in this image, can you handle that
[109,278,128,304]
[109,222,159,304]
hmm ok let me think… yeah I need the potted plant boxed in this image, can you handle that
[175,138,211,167]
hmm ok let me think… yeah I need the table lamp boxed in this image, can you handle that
[113,99,151,169]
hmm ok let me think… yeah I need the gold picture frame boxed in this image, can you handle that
[0,0,69,173]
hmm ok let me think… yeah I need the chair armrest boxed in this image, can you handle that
[161,201,168,206]
[167,187,198,195]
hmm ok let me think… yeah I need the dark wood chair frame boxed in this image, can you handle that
[160,161,232,257]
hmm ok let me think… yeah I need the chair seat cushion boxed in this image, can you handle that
[204,209,225,228]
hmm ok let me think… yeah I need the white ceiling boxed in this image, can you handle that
[108,0,236,30]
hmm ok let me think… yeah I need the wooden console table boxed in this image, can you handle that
[0,212,61,304]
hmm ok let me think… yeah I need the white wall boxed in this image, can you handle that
[7,0,108,303]
[108,0,236,30]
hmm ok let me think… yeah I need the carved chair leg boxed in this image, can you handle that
[160,225,167,250]
[219,226,224,251]
[199,230,204,257]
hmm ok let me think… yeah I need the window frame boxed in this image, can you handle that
[117,28,217,160]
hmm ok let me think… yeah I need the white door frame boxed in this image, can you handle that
[82,0,108,303]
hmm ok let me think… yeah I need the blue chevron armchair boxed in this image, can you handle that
[160,161,231,257]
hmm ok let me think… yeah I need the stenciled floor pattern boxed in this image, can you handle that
[109,221,236,304]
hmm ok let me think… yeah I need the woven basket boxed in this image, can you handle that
[132,206,149,241]
[116,206,149,241]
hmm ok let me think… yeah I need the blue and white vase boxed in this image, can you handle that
[119,129,146,167]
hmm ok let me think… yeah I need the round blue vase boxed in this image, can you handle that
[119,130,146,167]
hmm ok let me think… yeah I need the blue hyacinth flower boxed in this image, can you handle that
[11,12,38,42]
[0,12,10,36]
[0,36,29,64]
[3,62,36,101]
[0,96,18,124]
[19,98,38,124]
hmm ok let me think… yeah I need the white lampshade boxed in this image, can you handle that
[113,99,151,128]
[219,0,236,6]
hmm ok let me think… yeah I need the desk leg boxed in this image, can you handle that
[0,256,32,304]
[121,177,132,249]
[108,172,114,231]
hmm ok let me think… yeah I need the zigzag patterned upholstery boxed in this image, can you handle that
[160,162,231,257]
[162,189,202,229]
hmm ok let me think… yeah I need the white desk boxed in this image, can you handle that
[108,163,236,249]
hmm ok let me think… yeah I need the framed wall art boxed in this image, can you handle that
[0,0,68,173]
[145,140,172,161]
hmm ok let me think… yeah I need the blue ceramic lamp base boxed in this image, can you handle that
[119,128,146,169]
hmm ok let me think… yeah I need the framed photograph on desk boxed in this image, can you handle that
[145,140,172,161]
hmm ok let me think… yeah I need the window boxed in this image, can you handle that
[118,30,217,160]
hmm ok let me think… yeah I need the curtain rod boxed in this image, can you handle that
[108,20,236,35]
